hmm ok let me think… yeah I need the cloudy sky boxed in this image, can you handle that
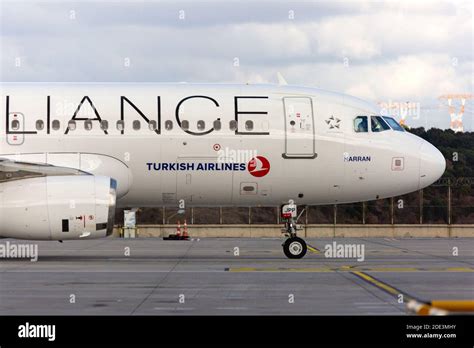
[1,0,473,130]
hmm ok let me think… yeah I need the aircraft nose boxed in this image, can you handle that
[419,142,446,189]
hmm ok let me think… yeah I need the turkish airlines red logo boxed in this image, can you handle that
[248,156,270,177]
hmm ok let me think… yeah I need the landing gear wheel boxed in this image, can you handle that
[283,237,307,259]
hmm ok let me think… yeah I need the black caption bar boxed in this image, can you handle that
[0,315,473,346]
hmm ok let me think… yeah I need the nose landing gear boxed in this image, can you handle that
[281,200,307,259]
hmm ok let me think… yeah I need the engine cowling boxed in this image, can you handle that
[0,175,116,240]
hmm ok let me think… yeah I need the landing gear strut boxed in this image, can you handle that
[281,200,307,259]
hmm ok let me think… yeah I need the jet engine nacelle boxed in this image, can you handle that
[0,175,116,240]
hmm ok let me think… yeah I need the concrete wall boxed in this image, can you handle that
[113,224,474,238]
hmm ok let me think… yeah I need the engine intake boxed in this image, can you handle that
[0,175,116,240]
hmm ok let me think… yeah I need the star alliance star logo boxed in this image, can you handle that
[325,115,341,129]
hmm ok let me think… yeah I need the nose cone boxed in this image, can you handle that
[419,142,446,189]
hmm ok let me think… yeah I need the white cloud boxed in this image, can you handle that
[0,0,472,129]
[314,19,381,59]
[344,54,470,100]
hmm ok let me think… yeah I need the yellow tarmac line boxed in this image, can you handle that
[351,272,474,314]
[363,267,474,272]
[226,267,474,273]
[227,267,332,272]
[306,244,320,254]
[445,267,474,272]
[352,271,401,297]
[351,271,417,302]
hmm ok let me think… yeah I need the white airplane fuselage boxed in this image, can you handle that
[0,83,446,241]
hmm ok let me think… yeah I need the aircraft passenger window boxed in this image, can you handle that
[84,120,93,131]
[229,120,237,131]
[383,116,405,131]
[197,120,205,131]
[181,120,189,131]
[11,120,20,130]
[149,120,157,131]
[165,120,173,130]
[213,119,221,131]
[354,116,368,133]
[100,120,108,131]
[133,120,141,131]
[36,120,44,131]
[371,116,390,132]
[68,120,76,131]
[52,120,60,131]
[245,120,254,131]
[116,120,124,131]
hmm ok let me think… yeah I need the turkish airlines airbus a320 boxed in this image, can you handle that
[0,82,446,258]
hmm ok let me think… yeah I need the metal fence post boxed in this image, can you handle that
[419,189,423,224]
[362,202,366,224]
[390,197,394,225]
[448,179,452,225]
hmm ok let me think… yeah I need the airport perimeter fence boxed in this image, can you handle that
[119,177,474,225]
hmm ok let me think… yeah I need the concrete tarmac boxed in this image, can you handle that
[0,237,472,315]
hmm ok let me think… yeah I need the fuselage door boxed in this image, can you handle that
[7,112,25,145]
[283,97,316,158]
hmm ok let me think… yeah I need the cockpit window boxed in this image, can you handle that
[371,116,390,132]
[383,116,405,131]
[354,116,368,133]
